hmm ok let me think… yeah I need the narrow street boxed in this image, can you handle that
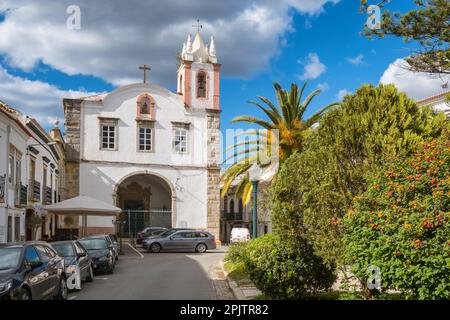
[69,246,233,300]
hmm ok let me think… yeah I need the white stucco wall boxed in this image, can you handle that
[77,83,213,230]
[81,84,209,167]
[0,112,28,243]
[0,117,5,241]
[79,162,208,229]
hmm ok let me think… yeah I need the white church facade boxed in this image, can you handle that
[63,32,221,238]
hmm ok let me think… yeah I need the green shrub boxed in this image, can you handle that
[225,241,249,265]
[271,84,447,267]
[241,234,336,299]
[343,133,450,299]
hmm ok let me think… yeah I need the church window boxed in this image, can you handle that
[138,127,152,152]
[173,128,188,153]
[197,71,207,98]
[101,125,116,150]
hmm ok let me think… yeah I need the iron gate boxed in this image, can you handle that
[119,209,172,238]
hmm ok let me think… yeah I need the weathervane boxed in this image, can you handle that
[192,19,202,33]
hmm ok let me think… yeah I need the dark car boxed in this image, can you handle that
[137,227,167,244]
[0,242,68,300]
[142,230,216,253]
[51,241,94,291]
[79,237,115,274]
[90,234,119,262]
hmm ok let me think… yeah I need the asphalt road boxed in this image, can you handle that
[69,245,229,300]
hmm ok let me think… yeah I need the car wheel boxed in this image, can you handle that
[85,265,94,282]
[195,243,207,253]
[20,288,31,300]
[55,277,68,300]
[150,243,161,253]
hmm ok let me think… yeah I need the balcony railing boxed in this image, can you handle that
[14,183,28,207]
[20,184,28,206]
[223,212,244,221]
[44,186,52,205]
[30,180,40,202]
[0,174,5,203]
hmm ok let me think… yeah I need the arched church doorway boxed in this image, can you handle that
[114,173,174,237]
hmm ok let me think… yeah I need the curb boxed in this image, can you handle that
[220,259,252,300]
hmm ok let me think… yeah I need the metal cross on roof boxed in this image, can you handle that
[192,19,202,33]
[139,64,151,83]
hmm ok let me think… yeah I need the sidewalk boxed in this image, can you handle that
[118,240,144,259]
[220,259,262,300]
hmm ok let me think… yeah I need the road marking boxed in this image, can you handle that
[127,242,144,259]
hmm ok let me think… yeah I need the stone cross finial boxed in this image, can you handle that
[139,64,151,83]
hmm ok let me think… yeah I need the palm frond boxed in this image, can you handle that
[248,100,280,125]
[303,102,340,129]
[222,148,261,166]
[258,96,282,120]
[232,116,273,130]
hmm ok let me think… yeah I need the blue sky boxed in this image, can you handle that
[0,0,447,134]
[220,0,423,132]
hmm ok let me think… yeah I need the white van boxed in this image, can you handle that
[230,227,251,243]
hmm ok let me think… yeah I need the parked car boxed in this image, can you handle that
[143,230,216,253]
[142,228,190,244]
[230,227,251,243]
[51,241,94,291]
[90,234,119,262]
[137,227,167,244]
[79,237,115,274]
[0,242,68,300]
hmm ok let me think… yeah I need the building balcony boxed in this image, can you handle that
[222,212,243,221]
[44,186,52,205]
[14,184,28,207]
[29,180,41,202]
[0,174,5,203]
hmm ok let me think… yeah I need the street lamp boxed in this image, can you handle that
[249,163,262,239]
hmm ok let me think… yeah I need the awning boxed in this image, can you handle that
[43,195,121,236]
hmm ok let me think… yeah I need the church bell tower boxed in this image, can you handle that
[177,32,220,110]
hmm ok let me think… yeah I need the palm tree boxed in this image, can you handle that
[221,82,338,203]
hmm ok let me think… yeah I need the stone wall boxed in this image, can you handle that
[206,110,221,239]
[63,99,82,200]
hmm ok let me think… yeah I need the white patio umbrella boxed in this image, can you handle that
[43,195,121,237]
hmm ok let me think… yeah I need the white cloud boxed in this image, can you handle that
[298,53,326,80]
[0,66,97,126]
[0,0,339,88]
[380,59,449,100]
[317,82,329,91]
[0,1,341,123]
[337,89,351,100]
[347,54,364,66]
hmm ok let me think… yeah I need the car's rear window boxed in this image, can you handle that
[0,247,21,270]
[79,238,108,250]
[52,243,75,257]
